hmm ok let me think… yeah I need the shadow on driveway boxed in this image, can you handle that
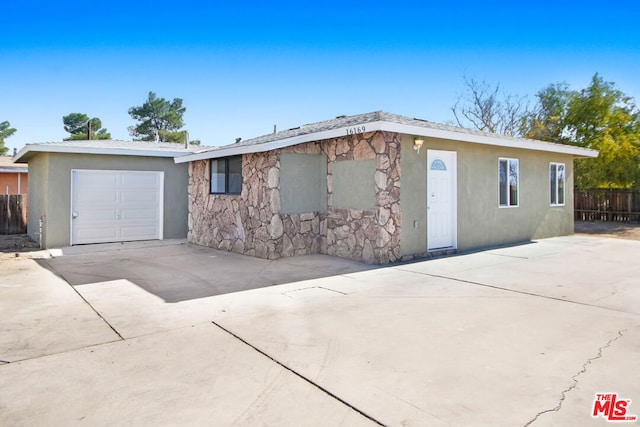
[38,241,379,303]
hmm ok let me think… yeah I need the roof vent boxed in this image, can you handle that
[235,137,242,143]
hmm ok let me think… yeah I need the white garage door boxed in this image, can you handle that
[71,170,164,245]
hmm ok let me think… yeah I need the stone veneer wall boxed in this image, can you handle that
[188,131,401,263]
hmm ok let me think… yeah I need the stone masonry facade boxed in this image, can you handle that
[188,131,401,263]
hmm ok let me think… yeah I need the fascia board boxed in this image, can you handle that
[14,145,188,162]
[0,168,28,173]
[384,122,599,158]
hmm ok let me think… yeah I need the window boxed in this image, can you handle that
[550,163,565,206]
[499,158,519,207]
[430,159,447,171]
[210,156,242,194]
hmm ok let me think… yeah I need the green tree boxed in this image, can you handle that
[63,113,111,140]
[524,74,640,189]
[128,92,186,142]
[0,121,17,155]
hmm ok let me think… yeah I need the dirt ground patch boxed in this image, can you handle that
[0,235,42,259]
[575,220,640,240]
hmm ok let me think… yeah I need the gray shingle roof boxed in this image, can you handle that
[208,111,555,150]
[178,110,598,162]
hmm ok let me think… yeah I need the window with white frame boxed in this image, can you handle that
[499,158,519,207]
[550,162,565,206]
[210,156,242,194]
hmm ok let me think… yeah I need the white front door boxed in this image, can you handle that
[71,170,164,245]
[427,150,457,250]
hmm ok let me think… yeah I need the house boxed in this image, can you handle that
[13,140,199,248]
[176,111,598,264]
[0,155,28,195]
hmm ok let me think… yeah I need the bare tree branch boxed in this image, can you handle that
[451,76,530,137]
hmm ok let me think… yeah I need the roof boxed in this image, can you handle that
[0,156,28,173]
[14,140,204,163]
[175,111,599,163]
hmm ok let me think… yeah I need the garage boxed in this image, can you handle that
[71,170,164,245]
[13,140,196,248]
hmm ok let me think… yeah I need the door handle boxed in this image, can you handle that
[72,212,79,219]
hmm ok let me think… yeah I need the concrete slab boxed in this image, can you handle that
[400,236,640,314]
[43,241,376,303]
[0,257,120,362]
[1,235,638,426]
[0,323,376,427]
[211,272,639,426]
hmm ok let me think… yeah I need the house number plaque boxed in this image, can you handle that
[346,126,366,136]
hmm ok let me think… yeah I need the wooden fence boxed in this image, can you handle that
[0,194,27,234]
[574,189,640,222]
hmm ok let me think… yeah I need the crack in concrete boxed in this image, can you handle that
[43,261,125,341]
[395,268,635,315]
[211,320,387,426]
[523,329,627,427]
[283,286,348,298]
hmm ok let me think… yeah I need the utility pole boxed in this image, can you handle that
[87,120,92,140]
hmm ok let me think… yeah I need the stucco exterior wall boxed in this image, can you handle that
[188,131,402,263]
[400,135,575,256]
[26,153,189,248]
[26,154,49,245]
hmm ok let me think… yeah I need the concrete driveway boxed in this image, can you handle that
[1,236,639,426]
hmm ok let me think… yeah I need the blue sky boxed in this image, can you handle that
[1,0,639,153]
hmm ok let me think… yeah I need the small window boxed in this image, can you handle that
[499,158,519,207]
[550,163,565,206]
[210,156,242,194]
[430,159,447,171]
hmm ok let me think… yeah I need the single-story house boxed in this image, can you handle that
[176,111,598,264]
[14,140,199,248]
[0,155,28,195]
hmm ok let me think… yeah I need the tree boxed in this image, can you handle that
[63,113,111,140]
[128,92,186,142]
[451,77,531,137]
[0,121,17,155]
[523,83,571,142]
[524,74,640,189]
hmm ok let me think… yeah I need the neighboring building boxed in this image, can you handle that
[13,140,199,248]
[0,156,28,195]
[176,111,598,264]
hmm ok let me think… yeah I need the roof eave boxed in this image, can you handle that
[14,145,194,163]
[174,121,599,163]
[0,167,28,173]
[386,122,599,158]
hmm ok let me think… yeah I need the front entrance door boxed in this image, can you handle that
[427,150,457,250]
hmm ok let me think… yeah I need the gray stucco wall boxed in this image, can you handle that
[27,153,189,248]
[279,153,328,214]
[332,160,376,210]
[26,153,49,246]
[400,134,575,255]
